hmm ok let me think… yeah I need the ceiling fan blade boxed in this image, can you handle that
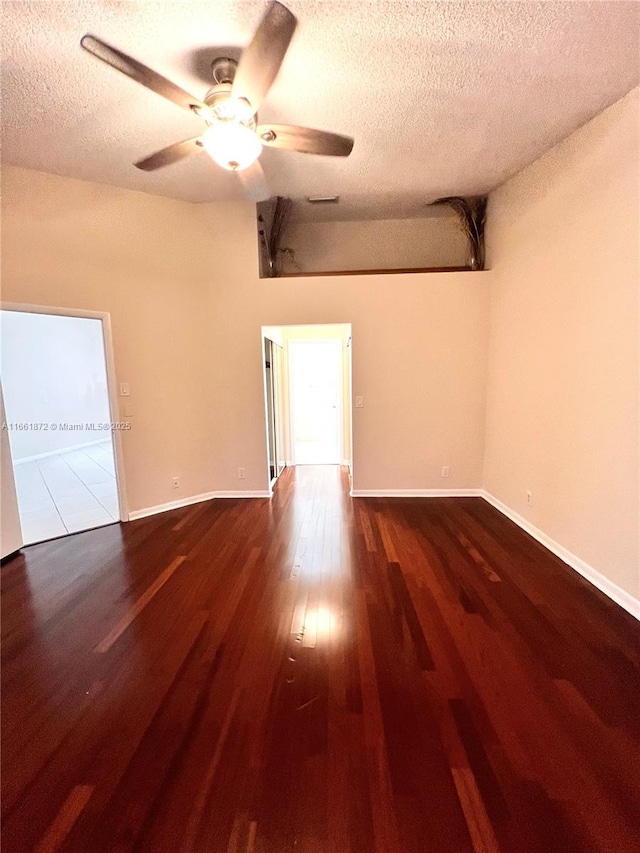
[134,137,204,172]
[80,35,207,114]
[238,160,270,202]
[232,2,297,113]
[256,124,354,157]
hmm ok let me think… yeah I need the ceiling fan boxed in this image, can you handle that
[80,1,354,201]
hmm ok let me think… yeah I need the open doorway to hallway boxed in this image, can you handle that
[289,338,342,464]
[261,324,352,486]
[0,309,124,545]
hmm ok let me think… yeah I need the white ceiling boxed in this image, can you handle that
[2,1,639,221]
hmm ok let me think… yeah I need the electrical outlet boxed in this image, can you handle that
[172,477,180,489]
[441,466,450,478]
[238,467,246,479]
[526,490,532,505]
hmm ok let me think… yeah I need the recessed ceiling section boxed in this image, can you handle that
[2,1,639,220]
[256,197,471,277]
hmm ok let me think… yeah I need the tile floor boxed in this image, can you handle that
[293,439,341,464]
[13,441,119,544]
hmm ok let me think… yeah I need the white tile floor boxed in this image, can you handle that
[13,441,119,544]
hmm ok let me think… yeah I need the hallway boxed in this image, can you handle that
[2,466,639,852]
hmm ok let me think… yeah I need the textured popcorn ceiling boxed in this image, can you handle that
[2,1,639,221]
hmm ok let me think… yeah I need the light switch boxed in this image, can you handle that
[355,396,364,408]
[119,382,130,397]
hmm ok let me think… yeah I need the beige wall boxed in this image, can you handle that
[1,167,218,513]
[1,166,490,510]
[280,215,469,273]
[199,198,489,493]
[484,87,640,599]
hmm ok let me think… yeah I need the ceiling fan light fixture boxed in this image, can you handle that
[202,121,262,171]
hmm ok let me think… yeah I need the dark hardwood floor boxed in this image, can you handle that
[2,465,639,852]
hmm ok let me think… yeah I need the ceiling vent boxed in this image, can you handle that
[306,196,339,204]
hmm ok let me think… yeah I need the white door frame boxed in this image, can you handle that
[288,337,343,465]
[262,336,287,489]
[0,301,129,522]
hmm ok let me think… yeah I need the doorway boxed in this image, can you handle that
[261,324,352,483]
[289,339,343,464]
[0,307,125,546]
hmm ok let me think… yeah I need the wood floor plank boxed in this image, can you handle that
[94,555,186,653]
[451,766,501,853]
[2,466,639,852]
[34,785,94,853]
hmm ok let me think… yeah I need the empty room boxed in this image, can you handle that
[1,2,638,852]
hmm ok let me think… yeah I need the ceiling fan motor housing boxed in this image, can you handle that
[204,81,233,112]
[204,87,257,128]
[211,56,237,85]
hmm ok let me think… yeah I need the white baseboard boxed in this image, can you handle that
[350,488,482,498]
[481,490,639,620]
[128,489,271,521]
[14,438,108,465]
[128,491,217,521]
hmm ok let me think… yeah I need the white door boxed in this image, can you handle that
[0,386,23,558]
[289,339,342,464]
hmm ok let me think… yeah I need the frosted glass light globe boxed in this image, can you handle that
[202,122,262,171]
